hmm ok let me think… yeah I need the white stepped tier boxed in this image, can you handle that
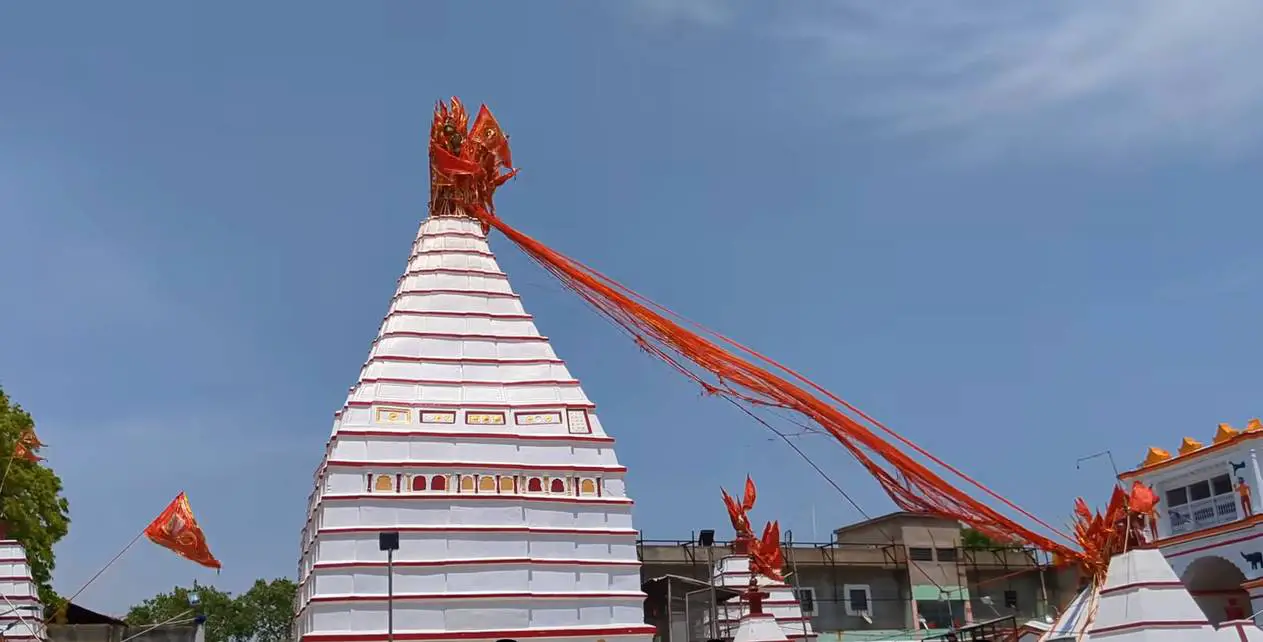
[1084,548,1214,641]
[707,556,816,642]
[0,540,45,642]
[295,216,653,642]
[1043,548,1257,641]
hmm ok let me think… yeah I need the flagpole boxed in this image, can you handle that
[0,450,17,502]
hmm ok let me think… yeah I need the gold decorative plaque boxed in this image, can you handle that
[421,412,456,424]
[466,412,506,425]
[516,412,562,426]
[375,407,411,424]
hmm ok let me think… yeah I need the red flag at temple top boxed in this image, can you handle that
[144,492,222,570]
[14,429,42,463]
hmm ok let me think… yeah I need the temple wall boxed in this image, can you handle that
[324,439,624,469]
[307,564,642,594]
[315,500,634,530]
[301,599,646,635]
[312,530,639,563]
[0,541,42,641]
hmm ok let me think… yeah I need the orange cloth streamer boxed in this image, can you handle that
[431,97,1081,562]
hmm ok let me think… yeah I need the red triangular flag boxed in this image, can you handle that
[144,492,221,570]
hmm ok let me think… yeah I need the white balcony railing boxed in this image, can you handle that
[1168,494,1239,535]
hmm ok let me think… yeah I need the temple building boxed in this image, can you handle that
[707,553,816,641]
[1121,419,1263,626]
[0,539,44,642]
[292,213,655,642]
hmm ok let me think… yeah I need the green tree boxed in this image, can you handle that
[126,583,242,642]
[235,579,297,642]
[960,527,1020,550]
[126,579,297,642]
[0,388,71,607]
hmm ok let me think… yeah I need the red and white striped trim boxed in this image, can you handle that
[366,355,564,366]
[411,230,488,243]
[308,590,645,604]
[313,557,640,570]
[374,331,546,342]
[394,289,520,300]
[324,460,626,473]
[1098,580,1186,596]
[299,623,656,641]
[1088,620,1210,635]
[300,525,638,559]
[330,428,612,443]
[385,310,533,321]
[315,525,637,538]
[319,493,632,506]
[411,249,494,258]
[400,267,507,280]
[344,400,594,410]
[356,377,579,387]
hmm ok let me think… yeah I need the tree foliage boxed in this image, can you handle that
[960,527,1020,550]
[125,578,297,642]
[0,388,71,607]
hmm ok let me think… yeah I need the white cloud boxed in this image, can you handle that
[632,0,1263,160]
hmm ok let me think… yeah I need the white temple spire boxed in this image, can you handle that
[294,212,652,642]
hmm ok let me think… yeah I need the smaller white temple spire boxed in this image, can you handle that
[733,577,789,642]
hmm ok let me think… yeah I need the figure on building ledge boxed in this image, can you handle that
[1238,477,1254,518]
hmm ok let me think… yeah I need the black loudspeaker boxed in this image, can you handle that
[698,530,715,547]
[379,531,400,551]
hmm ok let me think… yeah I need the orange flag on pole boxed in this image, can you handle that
[144,492,222,570]
[14,429,42,463]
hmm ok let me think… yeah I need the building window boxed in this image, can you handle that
[1166,473,1239,534]
[1003,590,1018,609]
[909,547,934,562]
[431,475,447,491]
[412,475,427,492]
[550,478,566,493]
[793,587,818,616]
[936,548,958,562]
[917,600,965,629]
[843,584,871,617]
[528,477,543,493]
[374,475,394,492]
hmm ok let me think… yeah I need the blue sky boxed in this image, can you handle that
[3,0,1263,615]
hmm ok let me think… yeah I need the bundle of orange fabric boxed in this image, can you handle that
[440,97,1083,564]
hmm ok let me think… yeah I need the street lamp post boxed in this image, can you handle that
[379,532,400,642]
[698,529,717,640]
[1075,450,1121,480]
